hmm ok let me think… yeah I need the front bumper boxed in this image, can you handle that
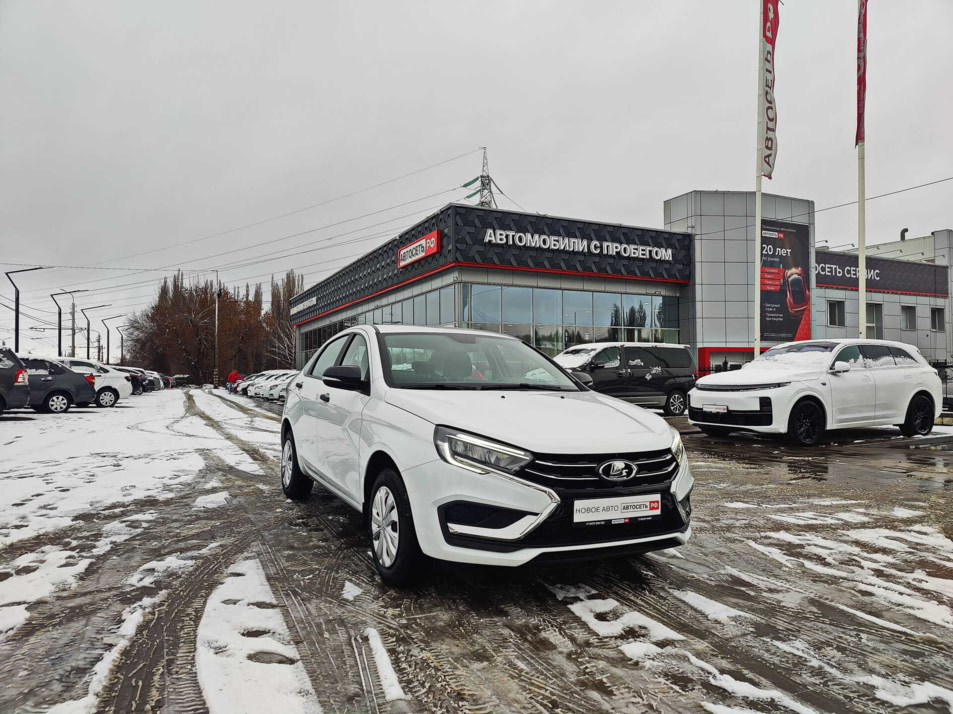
[688,387,782,432]
[403,455,693,567]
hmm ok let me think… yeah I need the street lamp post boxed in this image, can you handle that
[4,267,46,352]
[80,304,111,359]
[51,290,88,356]
[115,325,127,365]
[102,315,124,365]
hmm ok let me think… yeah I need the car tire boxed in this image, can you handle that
[663,390,687,417]
[369,468,424,587]
[44,392,71,414]
[133,386,143,396]
[787,400,825,447]
[699,425,732,437]
[95,388,118,408]
[899,394,934,437]
[281,432,313,501]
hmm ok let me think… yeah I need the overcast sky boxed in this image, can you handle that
[1,1,951,355]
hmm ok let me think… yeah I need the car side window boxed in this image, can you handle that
[859,344,895,369]
[47,361,67,375]
[307,336,349,379]
[889,346,918,367]
[834,345,863,368]
[339,335,370,381]
[592,347,620,368]
[23,358,46,375]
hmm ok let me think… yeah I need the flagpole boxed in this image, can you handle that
[754,0,764,358]
[858,139,866,338]
[856,0,868,339]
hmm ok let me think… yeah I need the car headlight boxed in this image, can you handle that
[671,430,685,465]
[434,426,533,475]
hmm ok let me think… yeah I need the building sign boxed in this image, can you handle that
[483,229,674,261]
[760,220,811,342]
[397,230,441,268]
[290,296,317,315]
[815,252,948,297]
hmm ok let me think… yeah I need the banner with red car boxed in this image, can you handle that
[760,220,811,342]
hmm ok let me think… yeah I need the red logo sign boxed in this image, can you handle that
[397,230,441,269]
[650,500,660,511]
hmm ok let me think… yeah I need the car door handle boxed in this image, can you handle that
[319,393,330,402]
[295,382,303,388]
[41,376,54,382]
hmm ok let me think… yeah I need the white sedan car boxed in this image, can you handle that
[689,338,942,446]
[281,325,693,585]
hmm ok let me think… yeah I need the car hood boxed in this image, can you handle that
[697,361,822,387]
[384,388,673,454]
[552,354,591,370]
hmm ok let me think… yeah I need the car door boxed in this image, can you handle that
[313,333,371,502]
[587,346,626,397]
[621,346,655,403]
[290,335,350,475]
[828,344,876,426]
[23,358,54,405]
[860,344,903,423]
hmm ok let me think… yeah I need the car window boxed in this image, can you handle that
[0,353,16,369]
[23,358,49,374]
[592,347,620,368]
[859,344,895,369]
[307,335,349,379]
[339,335,370,381]
[889,346,919,367]
[624,347,658,369]
[833,345,863,368]
[48,361,67,375]
[655,347,693,369]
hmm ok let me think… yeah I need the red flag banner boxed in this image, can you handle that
[759,0,780,178]
[856,0,868,145]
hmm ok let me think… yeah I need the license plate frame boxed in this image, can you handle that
[572,494,662,524]
[702,404,728,413]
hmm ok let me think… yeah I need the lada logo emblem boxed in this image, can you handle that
[597,460,639,482]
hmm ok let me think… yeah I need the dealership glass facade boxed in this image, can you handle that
[298,283,680,363]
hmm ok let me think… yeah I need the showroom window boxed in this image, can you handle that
[932,308,945,332]
[469,284,501,322]
[901,306,916,331]
[828,300,845,327]
[502,287,533,323]
[865,303,883,339]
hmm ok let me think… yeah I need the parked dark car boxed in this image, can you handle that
[0,348,30,416]
[114,367,146,395]
[553,342,697,416]
[21,357,96,413]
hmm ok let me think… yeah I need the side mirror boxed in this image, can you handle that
[322,365,367,390]
[589,362,603,371]
[830,361,851,374]
[572,371,594,387]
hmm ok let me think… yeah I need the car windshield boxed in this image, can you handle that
[759,342,837,367]
[561,346,599,356]
[382,332,580,391]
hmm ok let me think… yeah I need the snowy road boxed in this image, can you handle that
[1,389,952,713]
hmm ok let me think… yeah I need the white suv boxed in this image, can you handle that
[51,356,133,407]
[281,326,693,585]
[689,339,943,446]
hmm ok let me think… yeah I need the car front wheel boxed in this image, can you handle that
[96,388,118,408]
[281,433,312,501]
[369,468,423,587]
[664,389,687,416]
[787,400,825,447]
[899,394,934,437]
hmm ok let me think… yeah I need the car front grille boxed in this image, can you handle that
[519,448,677,490]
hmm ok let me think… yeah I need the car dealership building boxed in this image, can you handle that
[291,191,951,373]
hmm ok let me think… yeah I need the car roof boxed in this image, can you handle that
[559,342,692,351]
[768,338,922,350]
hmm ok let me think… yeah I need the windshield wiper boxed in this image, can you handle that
[475,383,575,391]
[397,383,484,390]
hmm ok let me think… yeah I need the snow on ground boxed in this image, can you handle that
[193,492,232,509]
[364,627,410,702]
[172,415,264,474]
[0,514,150,634]
[45,596,158,714]
[196,557,322,714]
[189,389,281,458]
[0,391,223,548]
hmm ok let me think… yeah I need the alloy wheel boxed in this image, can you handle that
[49,395,69,413]
[371,486,399,568]
[668,392,686,415]
[911,397,932,434]
[794,403,822,445]
[281,440,294,487]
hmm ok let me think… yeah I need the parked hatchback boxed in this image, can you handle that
[688,339,942,446]
[0,348,30,416]
[22,357,96,413]
[553,342,696,416]
[281,326,693,585]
